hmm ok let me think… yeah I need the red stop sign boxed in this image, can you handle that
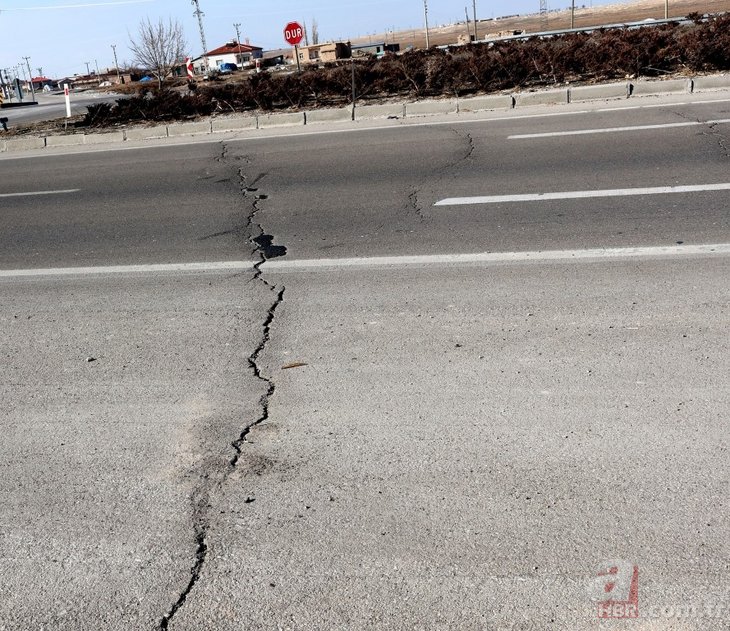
[284,21,304,46]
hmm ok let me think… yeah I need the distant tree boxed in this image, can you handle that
[311,18,319,45]
[129,17,187,88]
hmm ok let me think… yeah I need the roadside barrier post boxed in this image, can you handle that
[64,84,71,118]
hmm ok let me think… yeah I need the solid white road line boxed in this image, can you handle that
[261,244,730,271]
[0,261,253,278]
[2,246,727,278]
[0,189,80,198]
[509,118,730,139]
[595,99,730,112]
[435,183,730,206]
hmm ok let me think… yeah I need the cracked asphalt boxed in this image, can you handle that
[1,93,729,629]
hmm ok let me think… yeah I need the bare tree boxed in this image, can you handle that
[129,17,187,88]
[311,18,319,45]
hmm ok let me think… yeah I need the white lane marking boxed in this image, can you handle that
[261,244,730,271]
[509,118,730,139]
[435,183,730,206]
[596,99,730,111]
[0,189,80,198]
[0,261,253,278]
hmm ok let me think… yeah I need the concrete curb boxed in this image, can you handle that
[2,74,729,153]
[211,116,257,133]
[258,112,305,128]
[457,95,513,113]
[568,82,629,102]
[514,89,569,107]
[405,100,458,117]
[167,120,213,137]
[629,78,692,96]
[354,103,406,120]
[305,107,353,123]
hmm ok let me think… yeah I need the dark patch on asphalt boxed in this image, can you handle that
[253,234,287,259]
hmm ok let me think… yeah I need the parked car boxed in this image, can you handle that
[218,63,238,73]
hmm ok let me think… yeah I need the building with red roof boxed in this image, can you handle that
[192,40,263,73]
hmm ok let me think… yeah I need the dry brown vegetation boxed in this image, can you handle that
[74,13,730,128]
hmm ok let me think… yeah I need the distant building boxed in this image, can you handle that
[262,49,292,67]
[30,76,57,90]
[193,40,263,73]
[297,42,351,65]
[351,42,400,57]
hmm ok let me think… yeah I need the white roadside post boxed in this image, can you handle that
[64,83,71,118]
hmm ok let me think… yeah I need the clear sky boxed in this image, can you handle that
[1,0,634,79]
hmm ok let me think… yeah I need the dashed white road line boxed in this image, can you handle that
[435,183,730,206]
[509,118,730,139]
[0,261,253,278]
[0,189,80,198]
[261,244,730,271]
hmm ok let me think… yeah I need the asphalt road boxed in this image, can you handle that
[1,91,121,127]
[1,93,728,629]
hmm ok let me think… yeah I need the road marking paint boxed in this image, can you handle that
[0,261,253,278]
[261,244,730,271]
[3,245,727,278]
[0,189,80,198]
[595,100,730,112]
[435,183,730,206]
[509,118,730,139]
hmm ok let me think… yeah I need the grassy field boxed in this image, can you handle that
[355,0,730,50]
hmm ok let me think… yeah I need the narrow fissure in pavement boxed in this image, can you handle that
[405,129,475,222]
[159,145,287,630]
[672,110,730,160]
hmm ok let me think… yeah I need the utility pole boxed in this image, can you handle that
[540,0,548,30]
[464,6,471,40]
[233,23,243,66]
[2,68,13,102]
[472,0,478,40]
[665,0,669,19]
[23,56,36,101]
[191,0,209,71]
[111,44,121,83]
[571,0,576,29]
[423,0,430,48]
[84,61,91,76]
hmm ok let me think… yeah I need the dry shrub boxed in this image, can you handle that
[81,15,730,126]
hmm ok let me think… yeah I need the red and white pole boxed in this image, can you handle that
[64,83,71,118]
